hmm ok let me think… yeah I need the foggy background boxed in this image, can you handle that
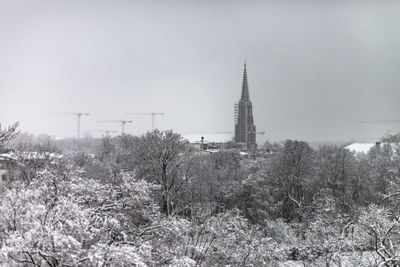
[1,0,400,143]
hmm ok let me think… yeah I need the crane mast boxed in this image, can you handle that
[97,120,133,135]
[50,112,90,139]
[126,112,164,131]
[76,113,90,139]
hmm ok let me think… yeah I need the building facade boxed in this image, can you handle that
[0,157,16,183]
[234,62,257,150]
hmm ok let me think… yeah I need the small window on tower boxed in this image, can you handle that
[1,174,6,182]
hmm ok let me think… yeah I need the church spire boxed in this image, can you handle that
[235,60,257,150]
[241,61,250,101]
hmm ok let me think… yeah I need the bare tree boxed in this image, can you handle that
[0,122,19,153]
[134,130,190,216]
[14,143,60,184]
[273,140,314,222]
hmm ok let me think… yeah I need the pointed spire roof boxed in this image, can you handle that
[241,61,250,101]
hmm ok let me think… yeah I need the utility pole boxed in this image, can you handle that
[97,120,133,135]
[126,112,164,131]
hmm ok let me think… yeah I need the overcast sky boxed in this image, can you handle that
[1,0,400,143]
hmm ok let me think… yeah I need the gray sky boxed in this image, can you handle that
[1,0,400,143]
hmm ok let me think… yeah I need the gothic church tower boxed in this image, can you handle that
[234,62,257,150]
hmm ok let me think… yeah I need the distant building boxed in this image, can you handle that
[345,142,398,154]
[0,155,16,183]
[185,133,233,152]
[0,151,62,184]
[234,62,257,150]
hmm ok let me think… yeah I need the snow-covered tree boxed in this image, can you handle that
[133,130,190,216]
[0,122,19,152]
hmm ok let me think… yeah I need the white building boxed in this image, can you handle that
[345,143,377,154]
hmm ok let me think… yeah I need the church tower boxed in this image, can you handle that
[234,62,256,150]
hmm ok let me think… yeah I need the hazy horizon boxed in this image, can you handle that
[1,1,400,143]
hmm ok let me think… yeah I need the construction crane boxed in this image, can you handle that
[97,120,132,135]
[51,112,90,139]
[126,112,164,131]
